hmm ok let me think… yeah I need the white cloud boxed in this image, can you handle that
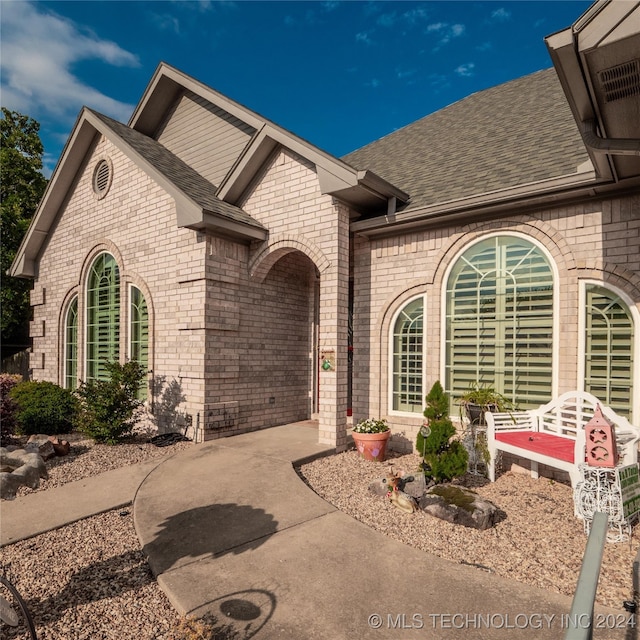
[426,22,465,48]
[454,63,475,77]
[356,31,373,45]
[151,13,181,34]
[0,1,139,123]
[491,8,511,22]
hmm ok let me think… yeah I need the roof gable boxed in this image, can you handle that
[131,63,407,214]
[10,108,267,278]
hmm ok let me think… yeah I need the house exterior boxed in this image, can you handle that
[10,0,640,453]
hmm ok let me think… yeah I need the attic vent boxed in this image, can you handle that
[598,59,640,103]
[92,158,112,199]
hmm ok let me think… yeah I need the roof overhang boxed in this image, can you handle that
[10,108,266,279]
[217,123,409,218]
[545,0,640,182]
[134,63,409,219]
[349,163,640,238]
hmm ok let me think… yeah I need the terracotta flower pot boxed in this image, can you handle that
[352,430,391,462]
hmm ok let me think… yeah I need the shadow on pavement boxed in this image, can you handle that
[142,503,279,576]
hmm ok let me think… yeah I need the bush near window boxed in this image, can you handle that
[0,373,22,444]
[417,381,468,483]
[75,360,146,444]
[9,380,77,436]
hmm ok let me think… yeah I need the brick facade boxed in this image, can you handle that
[352,196,640,452]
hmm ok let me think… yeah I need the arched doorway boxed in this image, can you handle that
[246,249,320,425]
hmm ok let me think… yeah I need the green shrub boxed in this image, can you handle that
[9,380,77,436]
[1,373,22,443]
[417,381,468,483]
[75,360,146,444]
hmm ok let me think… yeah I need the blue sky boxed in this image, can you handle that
[1,0,593,177]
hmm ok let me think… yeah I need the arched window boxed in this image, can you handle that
[391,297,424,413]
[130,285,149,399]
[583,283,635,418]
[64,297,78,389]
[86,253,120,381]
[445,236,554,408]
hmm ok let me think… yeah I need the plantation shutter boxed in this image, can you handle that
[130,286,149,400]
[64,297,78,389]
[446,237,554,409]
[584,284,634,417]
[392,297,424,413]
[86,253,120,381]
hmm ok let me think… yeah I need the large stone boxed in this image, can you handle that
[26,435,57,460]
[0,448,48,500]
[418,484,500,530]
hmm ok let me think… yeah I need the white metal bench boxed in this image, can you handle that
[486,391,640,488]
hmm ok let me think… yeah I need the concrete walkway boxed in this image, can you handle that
[1,422,628,639]
[133,422,627,640]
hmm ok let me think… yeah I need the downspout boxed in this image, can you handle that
[580,119,640,156]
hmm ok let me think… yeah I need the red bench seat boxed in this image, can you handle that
[494,431,575,464]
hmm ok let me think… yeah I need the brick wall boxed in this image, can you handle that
[32,136,207,430]
[352,195,640,451]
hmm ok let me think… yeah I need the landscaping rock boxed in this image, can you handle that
[25,434,70,458]
[418,484,499,530]
[48,436,71,456]
[402,473,429,498]
[0,447,48,500]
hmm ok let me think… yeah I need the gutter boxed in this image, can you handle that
[580,119,640,157]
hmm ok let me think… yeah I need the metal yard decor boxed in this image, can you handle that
[585,404,619,468]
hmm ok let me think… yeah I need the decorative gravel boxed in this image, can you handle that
[298,450,637,611]
[1,435,635,639]
[1,434,192,639]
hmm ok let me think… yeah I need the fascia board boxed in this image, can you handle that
[216,127,276,202]
[130,62,265,134]
[191,212,268,241]
[219,122,408,207]
[9,112,99,278]
[545,29,614,180]
[351,170,600,236]
[574,0,639,50]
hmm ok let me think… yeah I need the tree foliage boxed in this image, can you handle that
[1,108,48,354]
[417,381,468,483]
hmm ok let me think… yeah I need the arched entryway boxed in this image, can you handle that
[246,249,320,425]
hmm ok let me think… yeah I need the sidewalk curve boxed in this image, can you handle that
[134,422,627,640]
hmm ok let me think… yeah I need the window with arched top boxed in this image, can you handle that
[129,285,149,399]
[583,283,635,418]
[64,297,78,389]
[391,296,424,413]
[445,235,554,409]
[86,253,120,381]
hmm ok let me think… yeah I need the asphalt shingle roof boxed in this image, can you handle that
[342,69,589,212]
[89,110,266,231]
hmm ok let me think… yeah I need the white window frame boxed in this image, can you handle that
[388,293,427,417]
[440,232,560,403]
[63,296,78,390]
[578,279,640,422]
[83,251,120,382]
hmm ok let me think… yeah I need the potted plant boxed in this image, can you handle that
[458,382,513,426]
[458,382,515,475]
[351,418,391,462]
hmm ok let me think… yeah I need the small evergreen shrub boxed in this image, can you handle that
[75,360,146,444]
[417,381,468,483]
[0,373,22,443]
[9,380,77,436]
